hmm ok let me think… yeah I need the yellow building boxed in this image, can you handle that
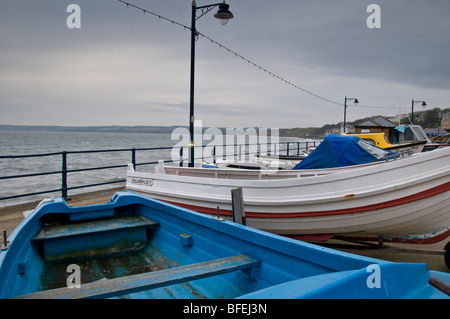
[441,112,450,131]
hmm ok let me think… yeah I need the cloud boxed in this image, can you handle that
[0,0,449,128]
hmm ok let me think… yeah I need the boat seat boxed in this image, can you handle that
[14,254,261,299]
[32,215,159,262]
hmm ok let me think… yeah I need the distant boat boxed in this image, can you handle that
[342,124,433,154]
[1,191,449,299]
[393,124,431,145]
[127,136,450,245]
[424,130,450,152]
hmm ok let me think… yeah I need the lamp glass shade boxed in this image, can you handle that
[214,3,234,24]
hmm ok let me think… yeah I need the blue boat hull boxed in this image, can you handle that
[0,191,449,299]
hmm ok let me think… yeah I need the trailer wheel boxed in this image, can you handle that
[445,242,450,269]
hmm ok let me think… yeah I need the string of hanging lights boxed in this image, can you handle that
[117,0,409,111]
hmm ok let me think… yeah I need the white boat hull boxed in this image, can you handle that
[127,147,450,242]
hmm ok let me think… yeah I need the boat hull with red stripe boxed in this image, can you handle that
[126,147,450,242]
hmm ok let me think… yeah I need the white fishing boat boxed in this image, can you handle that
[126,135,450,244]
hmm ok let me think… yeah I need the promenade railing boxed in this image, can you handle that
[0,141,318,203]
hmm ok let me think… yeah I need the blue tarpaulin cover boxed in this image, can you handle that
[293,134,394,170]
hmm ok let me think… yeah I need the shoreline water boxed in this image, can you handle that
[0,130,176,207]
[0,130,316,207]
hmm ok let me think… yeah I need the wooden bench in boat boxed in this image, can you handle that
[15,254,261,299]
[33,215,159,242]
[32,215,159,262]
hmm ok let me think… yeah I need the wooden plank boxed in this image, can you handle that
[33,215,158,242]
[15,254,260,299]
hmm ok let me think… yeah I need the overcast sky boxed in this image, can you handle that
[1,0,449,128]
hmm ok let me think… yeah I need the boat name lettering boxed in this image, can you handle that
[132,178,153,186]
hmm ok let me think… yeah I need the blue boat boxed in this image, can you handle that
[0,191,449,299]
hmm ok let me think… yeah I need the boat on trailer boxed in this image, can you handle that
[0,191,449,299]
[126,140,450,245]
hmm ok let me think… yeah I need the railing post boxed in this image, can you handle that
[213,146,216,164]
[132,148,136,170]
[1,229,9,251]
[179,147,183,167]
[61,151,70,200]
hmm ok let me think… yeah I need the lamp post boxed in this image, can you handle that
[188,1,234,167]
[411,99,426,124]
[343,96,359,133]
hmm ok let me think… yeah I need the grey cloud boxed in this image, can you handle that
[0,0,449,127]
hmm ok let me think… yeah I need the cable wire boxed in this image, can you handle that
[117,0,411,111]
[117,0,344,106]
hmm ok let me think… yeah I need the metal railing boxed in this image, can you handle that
[0,141,318,203]
[0,147,172,202]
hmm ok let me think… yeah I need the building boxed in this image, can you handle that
[353,116,397,142]
[441,112,450,131]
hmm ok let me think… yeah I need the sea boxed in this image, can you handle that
[0,130,311,208]
[0,130,176,207]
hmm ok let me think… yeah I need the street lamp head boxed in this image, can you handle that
[354,98,359,105]
[214,2,234,25]
[421,101,427,107]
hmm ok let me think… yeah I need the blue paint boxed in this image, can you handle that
[32,215,157,262]
[69,208,115,222]
[1,191,449,299]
